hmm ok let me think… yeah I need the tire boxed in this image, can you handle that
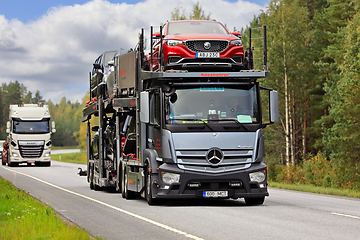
[244,197,265,205]
[145,168,162,205]
[115,167,122,193]
[2,161,5,166]
[89,164,95,190]
[94,183,101,191]
[122,171,135,199]
[9,162,18,167]
[160,53,165,72]
[43,162,51,167]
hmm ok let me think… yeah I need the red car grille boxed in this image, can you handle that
[185,40,228,52]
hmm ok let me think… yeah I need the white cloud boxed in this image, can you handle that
[0,0,264,103]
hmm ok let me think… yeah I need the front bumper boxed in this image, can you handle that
[165,57,245,71]
[9,149,51,164]
[153,162,268,199]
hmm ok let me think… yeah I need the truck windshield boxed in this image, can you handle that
[12,118,50,134]
[165,86,259,124]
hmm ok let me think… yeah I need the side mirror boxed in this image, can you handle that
[91,126,99,132]
[140,91,150,123]
[93,63,102,70]
[153,32,161,39]
[6,121,10,133]
[232,32,241,38]
[51,121,56,133]
[260,88,279,126]
[270,91,279,123]
[107,60,114,66]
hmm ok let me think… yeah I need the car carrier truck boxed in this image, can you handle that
[6,104,56,167]
[80,26,279,205]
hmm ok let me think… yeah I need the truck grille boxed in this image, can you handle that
[19,145,44,159]
[176,149,252,173]
[185,40,228,52]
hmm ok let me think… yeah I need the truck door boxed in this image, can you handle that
[148,90,163,157]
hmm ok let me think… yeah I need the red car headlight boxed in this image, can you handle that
[165,40,184,46]
[229,39,242,46]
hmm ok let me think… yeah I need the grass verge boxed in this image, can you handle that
[52,151,87,165]
[51,146,80,150]
[269,181,360,198]
[0,176,101,239]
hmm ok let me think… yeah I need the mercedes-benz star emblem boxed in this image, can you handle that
[204,42,211,50]
[206,148,224,166]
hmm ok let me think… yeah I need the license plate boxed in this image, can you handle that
[203,191,228,198]
[27,160,35,163]
[196,52,220,58]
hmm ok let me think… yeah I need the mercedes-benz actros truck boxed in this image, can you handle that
[80,26,279,205]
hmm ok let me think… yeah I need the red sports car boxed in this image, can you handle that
[148,20,246,72]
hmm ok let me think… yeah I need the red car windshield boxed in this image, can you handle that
[167,21,229,35]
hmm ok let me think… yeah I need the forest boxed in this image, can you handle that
[0,81,81,147]
[1,0,359,190]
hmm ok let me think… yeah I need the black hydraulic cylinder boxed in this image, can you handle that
[160,25,163,71]
[99,98,104,178]
[150,26,153,71]
[263,26,267,71]
[86,120,91,182]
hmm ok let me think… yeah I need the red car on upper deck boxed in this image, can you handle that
[148,20,246,72]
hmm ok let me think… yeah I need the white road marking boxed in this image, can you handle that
[331,212,360,220]
[3,167,204,240]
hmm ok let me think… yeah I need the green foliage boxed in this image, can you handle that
[268,151,360,191]
[171,1,211,20]
[245,0,360,189]
[73,93,98,150]
[0,176,98,239]
[48,97,82,146]
[269,181,360,198]
[171,7,187,20]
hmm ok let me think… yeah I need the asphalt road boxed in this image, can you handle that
[1,161,359,240]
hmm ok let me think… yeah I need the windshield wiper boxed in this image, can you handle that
[218,119,251,132]
[171,118,215,132]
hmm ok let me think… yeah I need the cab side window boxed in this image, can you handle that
[150,92,161,126]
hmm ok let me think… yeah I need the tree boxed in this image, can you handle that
[261,0,310,167]
[171,7,187,20]
[320,1,360,188]
[171,1,211,20]
[189,1,211,20]
[74,93,98,150]
[48,97,81,146]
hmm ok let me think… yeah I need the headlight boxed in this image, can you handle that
[44,152,50,157]
[161,172,180,184]
[249,171,266,182]
[230,39,242,46]
[166,40,184,46]
[12,152,19,157]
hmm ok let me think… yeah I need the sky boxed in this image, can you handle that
[0,0,269,104]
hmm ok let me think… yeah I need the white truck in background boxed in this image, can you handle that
[6,104,56,167]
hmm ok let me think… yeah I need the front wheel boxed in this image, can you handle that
[115,166,122,193]
[89,164,96,190]
[244,197,265,205]
[122,170,135,199]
